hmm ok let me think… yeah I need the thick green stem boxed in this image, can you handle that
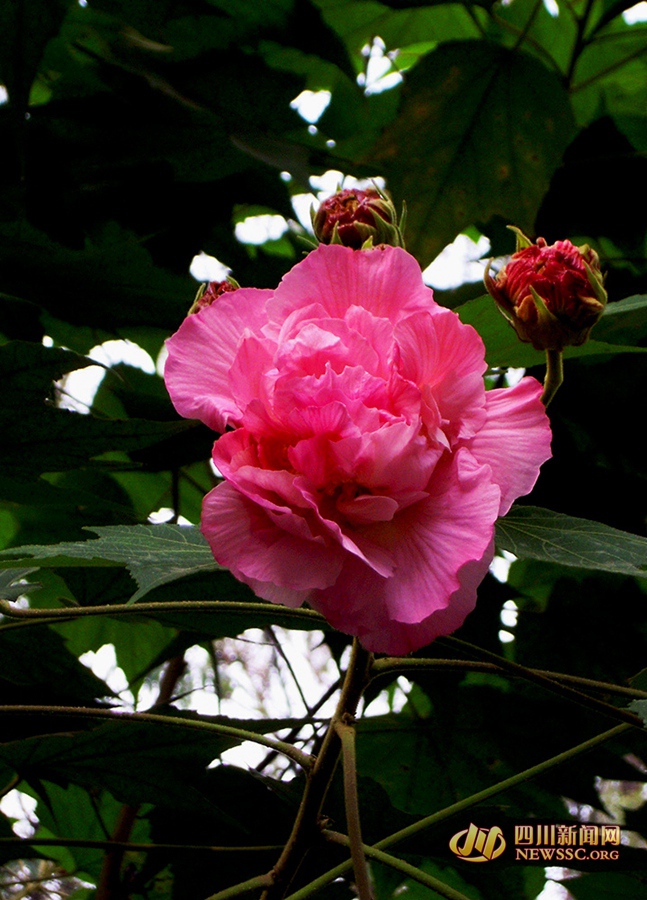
[325,831,472,900]
[372,656,647,700]
[0,598,324,627]
[0,705,312,770]
[440,636,644,729]
[335,720,372,900]
[204,874,274,900]
[541,348,564,406]
[282,724,631,899]
[261,639,373,899]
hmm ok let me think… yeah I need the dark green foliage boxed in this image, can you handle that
[0,1,646,898]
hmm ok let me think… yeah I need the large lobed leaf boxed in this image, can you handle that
[369,40,576,266]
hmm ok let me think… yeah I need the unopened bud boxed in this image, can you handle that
[484,228,607,351]
[189,277,240,315]
[312,187,404,250]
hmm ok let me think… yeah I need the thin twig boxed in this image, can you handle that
[255,678,341,774]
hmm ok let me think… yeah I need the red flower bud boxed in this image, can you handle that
[312,187,404,249]
[484,229,607,352]
[189,278,239,315]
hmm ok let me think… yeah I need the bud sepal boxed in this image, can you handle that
[312,186,405,250]
[484,229,607,352]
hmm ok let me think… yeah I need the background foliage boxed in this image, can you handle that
[0,0,646,898]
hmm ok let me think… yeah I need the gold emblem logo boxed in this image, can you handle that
[449,823,506,862]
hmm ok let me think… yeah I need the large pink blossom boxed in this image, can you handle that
[165,245,551,655]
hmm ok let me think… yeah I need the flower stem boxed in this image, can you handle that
[334,719,372,900]
[541,348,564,406]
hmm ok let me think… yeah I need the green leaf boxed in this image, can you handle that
[315,0,481,63]
[0,715,304,815]
[571,19,647,127]
[26,782,150,881]
[0,568,39,601]
[0,524,220,602]
[0,341,198,484]
[563,872,647,900]
[0,0,73,110]
[628,699,647,726]
[0,625,114,704]
[369,41,576,266]
[455,294,647,368]
[594,294,647,345]
[496,506,647,577]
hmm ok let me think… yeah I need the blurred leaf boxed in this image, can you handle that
[572,19,647,127]
[0,0,73,110]
[628,699,647,726]
[496,506,647,576]
[563,872,647,899]
[0,341,199,485]
[0,221,194,331]
[370,41,575,265]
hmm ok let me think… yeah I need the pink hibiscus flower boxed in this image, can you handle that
[165,245,551,655]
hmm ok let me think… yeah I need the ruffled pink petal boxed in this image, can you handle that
[213,430,397,578]
[395,309,487,443]
[313,542,494,655]
[467,377,552,515]
[328,420,441,498]
[165,288,274,431]
[275,319,381,380]
[267,244,435,325]
[311,449,501,635]
[201,482,344,594]
[228,332,276,414]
